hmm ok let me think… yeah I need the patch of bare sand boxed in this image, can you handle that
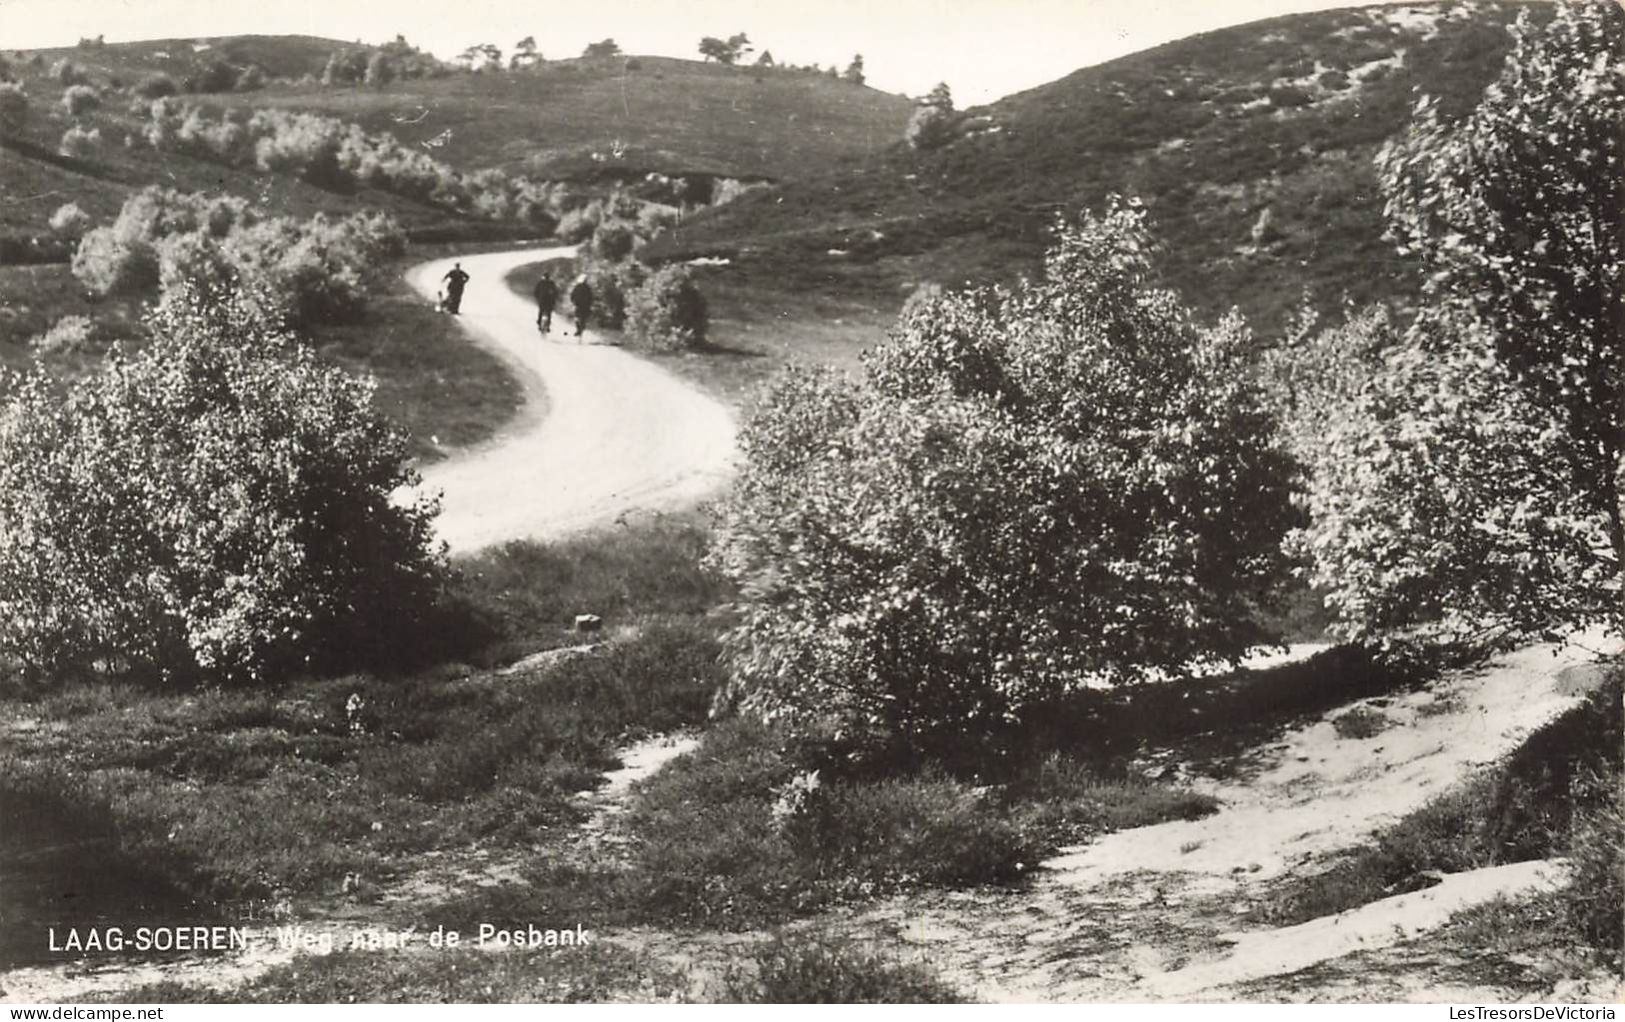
[843,630,1617,1002]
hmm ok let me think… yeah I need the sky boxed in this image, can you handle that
[0,0,1430,105]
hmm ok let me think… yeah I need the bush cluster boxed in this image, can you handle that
[72,185,405,329]
[139,102,561,229]
[50,59,90,86]
[624,264,707,350]
[0,284,445,686]
[321,39,449,86]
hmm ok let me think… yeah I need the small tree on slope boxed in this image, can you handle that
[1286,1,1624,648]
[710,198,1297,763]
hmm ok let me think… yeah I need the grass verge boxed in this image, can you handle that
[0,519,731,967]
[421,715,1218,934]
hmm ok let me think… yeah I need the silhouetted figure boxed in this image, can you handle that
[441,262,471,314]
[533,274,560,334]
[569,277,593,340]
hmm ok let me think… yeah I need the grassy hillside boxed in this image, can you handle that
[1,40,911,242]
[235,56,912,182]
[647,1,1540,337]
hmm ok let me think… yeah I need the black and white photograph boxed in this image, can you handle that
[0,0,1620,1006]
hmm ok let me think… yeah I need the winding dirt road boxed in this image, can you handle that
[404,248,737,553]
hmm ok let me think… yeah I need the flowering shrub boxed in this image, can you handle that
[625,264,707,350]
[710,199,1297,760]
[0,284,445,685]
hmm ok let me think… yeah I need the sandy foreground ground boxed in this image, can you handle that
[405,248,737,552]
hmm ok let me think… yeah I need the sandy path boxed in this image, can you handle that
[846,630,1618,1002]
[405,248,736,553]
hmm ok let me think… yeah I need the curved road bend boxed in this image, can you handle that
[403,248,737,554]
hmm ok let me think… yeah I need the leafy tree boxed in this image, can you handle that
[700,33,752,64]
[905,82,957,150]
[1287,0,1624,646]
[755,50,775,68]
[842,54,865,85]
[456,43,502,72]
[699,37,731,63]
[583,38,621,59]
[0,283,445,685]
[711,199,1297,762]
[510,35,541,69]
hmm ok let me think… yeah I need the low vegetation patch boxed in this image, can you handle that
[99,945,693,1003]
[0,619,723,913]
[447,516,731,666]
[601,716,1216,929]
[720,933,968,1003]
[1330,706,1391,740]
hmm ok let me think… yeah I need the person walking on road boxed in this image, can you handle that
[568,276,594,340]
[441,262,471,315]
[533,274,560,335]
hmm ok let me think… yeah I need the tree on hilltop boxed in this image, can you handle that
[511,35,541,69]
[583,38,621,59]
[699,32,752,64]
[842,54,865,85]
[906,81,957,149]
